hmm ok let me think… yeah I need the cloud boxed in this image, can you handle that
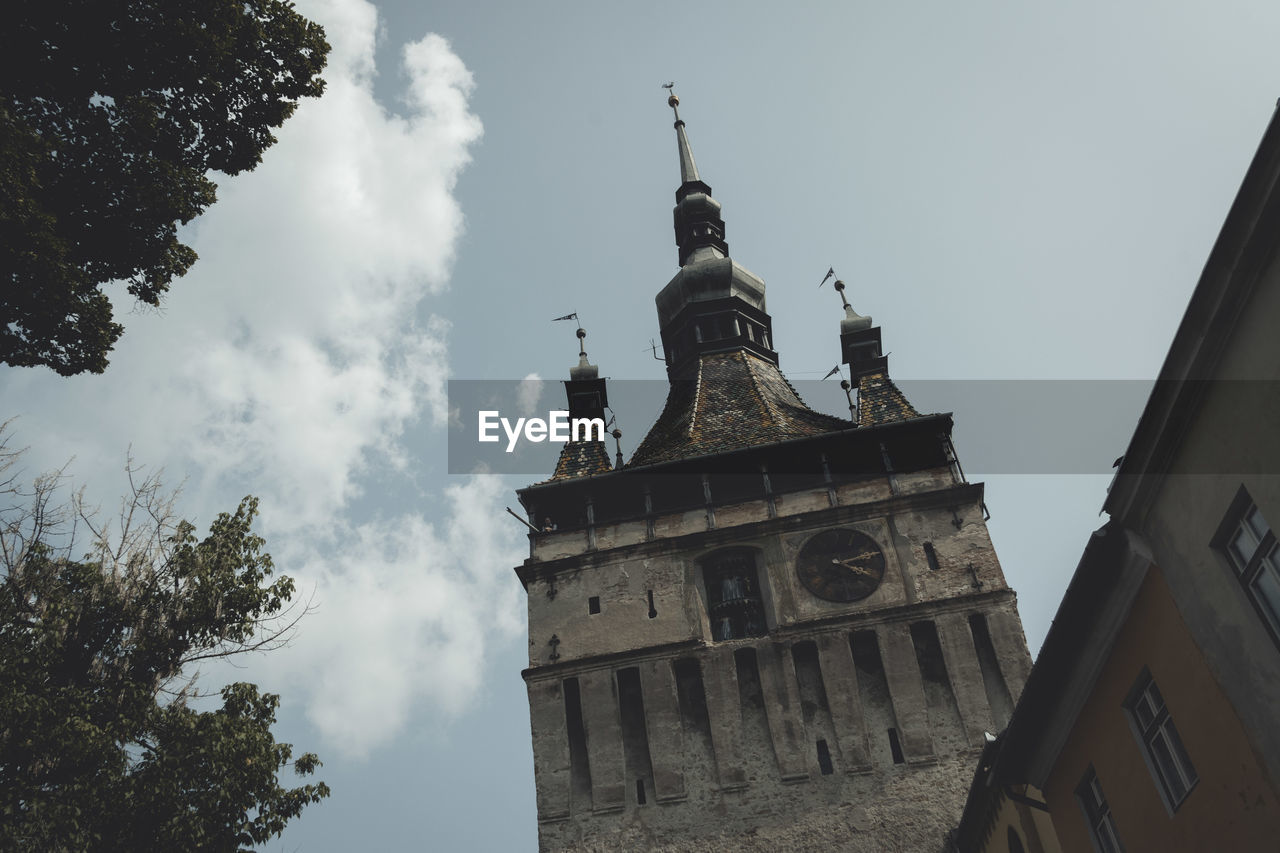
[517,373,543,413]
[275,474,526,756]
[0,0,523,755]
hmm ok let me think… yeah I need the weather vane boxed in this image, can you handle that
[819,266,854,313]
[552,312,586,356]
[821,361,858,421]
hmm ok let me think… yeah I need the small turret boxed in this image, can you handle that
[823,272,918,428]
[550,318,614,480]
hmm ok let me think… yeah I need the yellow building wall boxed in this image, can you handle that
[974,787,1063,853]
[1043,567,1280,852]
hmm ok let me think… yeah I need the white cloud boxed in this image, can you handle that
[517,373,543,413]
[276,474,526,756]
[0,0,523,756]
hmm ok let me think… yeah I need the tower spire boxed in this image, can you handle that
[667,86,702,188]
[663,87,727,265]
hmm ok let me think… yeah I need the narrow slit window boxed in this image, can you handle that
[635,778,647,805]
[888,728,904,764]
[924,541,940,571]
[588,596,601,615]
[647,589,657,618]
[816,739,834,775]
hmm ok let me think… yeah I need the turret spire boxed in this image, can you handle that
[547,315,614,480]
[822,269,921,428]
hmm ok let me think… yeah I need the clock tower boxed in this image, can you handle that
[514,92,1031,852]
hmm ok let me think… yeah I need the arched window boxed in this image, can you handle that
[700,548,767,641]
[1007,826,1026,853]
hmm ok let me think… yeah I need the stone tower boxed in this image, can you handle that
[514,93,1032,852]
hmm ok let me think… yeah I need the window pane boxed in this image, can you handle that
[1099,819,1123,853]
[1078,768,1124,852]
[1246,506,1270,540]
[1149,730,1188,802]
[1084,778,1104,815]
[1249,552,1280,636]
[1228,528,1253,572]
[1144,680,1165,712]
[1163,720,1198,790]
[1132,690,1156,730]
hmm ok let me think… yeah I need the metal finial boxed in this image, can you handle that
[832,279,852,310]
[663,82,681,121]
[820,269,852,311]
[821,268,873,332]
[553,312,586,355]
[839,376,858,422]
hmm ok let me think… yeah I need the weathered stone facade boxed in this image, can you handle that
[518,462,1030,851]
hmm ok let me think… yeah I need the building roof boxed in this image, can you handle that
[857,370,920,427]
[1105,101,1280,521]
[548,440,614,481]
[628,349,854,467]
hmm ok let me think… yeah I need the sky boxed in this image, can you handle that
[4,1,1280,849]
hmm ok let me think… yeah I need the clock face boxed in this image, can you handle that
[795,528,885,602]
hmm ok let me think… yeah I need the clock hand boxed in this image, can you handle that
[832,557,878,577]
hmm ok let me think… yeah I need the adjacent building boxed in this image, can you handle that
[513,93,1032,852]
[955,104,1280,853]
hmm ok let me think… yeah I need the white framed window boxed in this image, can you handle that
[1215,489,1280,646]
[1075,766,1124,853]
[1124,669,1197,811]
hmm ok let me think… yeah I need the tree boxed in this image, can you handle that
[0,0,329,375]
[0,434,328,850]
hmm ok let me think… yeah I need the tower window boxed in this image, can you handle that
[570,390,601,412]
[816,739,834,775]
[887,728,905,764]
[588,596,600,615]
[695,312,739,343]
[701,548,767,641]
[923,542,940,571]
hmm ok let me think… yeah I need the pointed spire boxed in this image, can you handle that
[662,87,727,266]
[668,91,701,186]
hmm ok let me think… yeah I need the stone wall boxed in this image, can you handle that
[527,594,1027,851]
[520,469,1032,850]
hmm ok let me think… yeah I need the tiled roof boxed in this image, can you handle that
[548,440,614,481]
[856,371,920,427]
[629,350,855,467]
